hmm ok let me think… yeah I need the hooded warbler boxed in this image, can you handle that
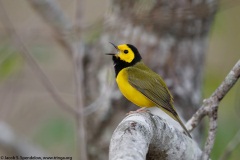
[106,43,191,138]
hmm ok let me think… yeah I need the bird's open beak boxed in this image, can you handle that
[105,42,118,56]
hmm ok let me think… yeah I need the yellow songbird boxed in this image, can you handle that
[106,43,191,138]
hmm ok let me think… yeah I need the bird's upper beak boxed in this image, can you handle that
[109,42,118,50]
[105,42,119,56]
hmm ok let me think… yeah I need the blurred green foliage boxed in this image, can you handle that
[203,5,240,160]
[0,45,22,80]
[34,117,75,154]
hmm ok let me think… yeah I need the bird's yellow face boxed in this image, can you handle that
[106,43,142,76]
[115,44,135,63]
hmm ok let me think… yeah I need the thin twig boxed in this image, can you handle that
[27,0,74,55]
[73,46,87,160]
[0,1,78,116]
[74,0,88,160]
[186,60,240,131]
[73,41,88,160]
[75,0,84,33]
[201,105,218,160]
[186,60,240,160]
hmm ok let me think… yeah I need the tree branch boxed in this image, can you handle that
[27,0,74,55]
[186,60,240,160]
[109,112,202,160]
[0,0,78,116]
[73,0,88,159]
[186,60,240,131]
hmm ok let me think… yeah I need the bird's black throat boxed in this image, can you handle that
[112,56,131,77]
[112,52,141,77]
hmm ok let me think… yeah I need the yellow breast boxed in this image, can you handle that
[116,68,154,107]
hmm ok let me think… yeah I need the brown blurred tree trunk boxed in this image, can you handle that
[86,0,218,159]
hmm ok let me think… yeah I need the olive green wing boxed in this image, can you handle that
[128,64,192,138]
[127,65,177,117]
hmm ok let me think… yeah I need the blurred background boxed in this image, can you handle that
[0,0,239,160]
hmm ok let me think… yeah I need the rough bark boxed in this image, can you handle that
[109,113,202,160]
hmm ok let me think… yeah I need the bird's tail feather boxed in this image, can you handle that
[174,115,192,138]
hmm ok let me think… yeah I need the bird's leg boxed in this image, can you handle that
[126,107,149,115]
[136,107,148,112]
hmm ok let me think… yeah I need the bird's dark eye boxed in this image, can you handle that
[123,50,128,54]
